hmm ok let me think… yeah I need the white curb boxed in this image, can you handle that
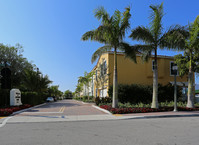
[0,117,12,128]
[92,105,112,115]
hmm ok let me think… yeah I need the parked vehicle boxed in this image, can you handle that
[52,96,57,102]
[46,97,54,102]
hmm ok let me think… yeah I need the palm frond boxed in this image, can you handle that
[129,45,153,62]
[95,25,112,44]
[81,30,95,41]
[149,2,164,39]
[120,42,137,63]
[159,25,188,50]
[120,6,131,39]
[94,6,110,24]
[189,15,199,48]
[91,45,112,63]
[81,28,107,43]
[141,47,153,62]
[129,26,154,44]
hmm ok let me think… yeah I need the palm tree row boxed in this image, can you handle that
[81,3,199,108]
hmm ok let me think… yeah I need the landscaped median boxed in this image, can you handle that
[74,96,199,114]
[0,104,32,116]
[99,105,199,114]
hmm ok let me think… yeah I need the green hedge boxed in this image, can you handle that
[0,89,48,107]
[21,92,48,106]
[0,89,10,107]
[108,83,182,104]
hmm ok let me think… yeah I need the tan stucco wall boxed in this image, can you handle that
[108,53,188,86]
[93,52,190,97]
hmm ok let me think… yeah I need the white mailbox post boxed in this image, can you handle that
[10,89,22,106]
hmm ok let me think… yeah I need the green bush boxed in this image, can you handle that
[0,89,10,107]
[82,96,88,101]
[108,83,182,104]
[73,96,95,103]
[0,89,48,107]
[21,92,47,106]
[95,96,112,105]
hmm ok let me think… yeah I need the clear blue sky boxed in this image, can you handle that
[0,0,198,92]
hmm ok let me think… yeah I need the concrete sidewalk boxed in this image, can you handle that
[121,110,199,119]
[4,110,199,123]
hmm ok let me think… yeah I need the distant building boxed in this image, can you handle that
[84,52,191,98]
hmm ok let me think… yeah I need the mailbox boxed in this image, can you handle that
[10,89,22,106]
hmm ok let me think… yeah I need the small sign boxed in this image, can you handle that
[10,89,22,106]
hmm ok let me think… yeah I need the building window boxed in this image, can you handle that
[103,61,107,75]
[152,60,155,71]
[96,88,98,97]
[100,60,107,77]
[99,89,107,98]
[170,61,178,76]
[96,69,98,80]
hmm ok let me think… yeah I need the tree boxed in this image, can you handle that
[0,43,34,88]
[128,3,180,108]
[48,85,60,97]
[22,69,52,92]
[174,15,199,108]
[78,71,94,99]
[64,90,73,99]
[81,6,133,108]
[75,83,83,97]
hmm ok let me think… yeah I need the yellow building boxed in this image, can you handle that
[92,52,190,97]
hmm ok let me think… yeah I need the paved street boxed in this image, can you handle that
[0,117,199,145]
[16,99,107,116]
[1,100,199,145]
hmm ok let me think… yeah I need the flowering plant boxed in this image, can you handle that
[0,104,32,116]
[100,105,199,114]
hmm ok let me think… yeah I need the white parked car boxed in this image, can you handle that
[46,97,54,102]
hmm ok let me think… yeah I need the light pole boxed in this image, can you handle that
[173,65,178,112]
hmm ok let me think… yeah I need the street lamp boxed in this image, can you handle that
[173,65,178,112]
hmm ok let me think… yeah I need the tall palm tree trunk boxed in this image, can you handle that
[187,67,194,108]
[151,48,159,108]
[112,48,118,108]
[87,84,90,100]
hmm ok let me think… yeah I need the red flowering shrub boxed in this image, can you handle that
[100,105,199,114]
[0,104,32,116]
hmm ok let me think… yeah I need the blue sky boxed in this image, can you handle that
[0,0,198,92]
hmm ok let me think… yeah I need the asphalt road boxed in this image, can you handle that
[0,117,199,145]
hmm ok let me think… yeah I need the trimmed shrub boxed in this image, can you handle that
[95,96,112,105]
[108,83,182,104]
[100,105,199,114]
[0,89,10,106]
[21,92,47,106]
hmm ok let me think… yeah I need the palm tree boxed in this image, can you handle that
[174,15,199,108]
[75,83,83,97]
[78,71,94,99]
[128,3,181,108]
[22,69,52,92]
[81,6,134,108]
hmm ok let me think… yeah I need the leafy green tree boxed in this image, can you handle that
[128,3,180,108]
[75,83,83,97]
[81,6,133,108]
[174,15,199,108]
[0,43,33,88]
[64,90,73,98]
[48,85,60,97]
[22,69,52,92]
